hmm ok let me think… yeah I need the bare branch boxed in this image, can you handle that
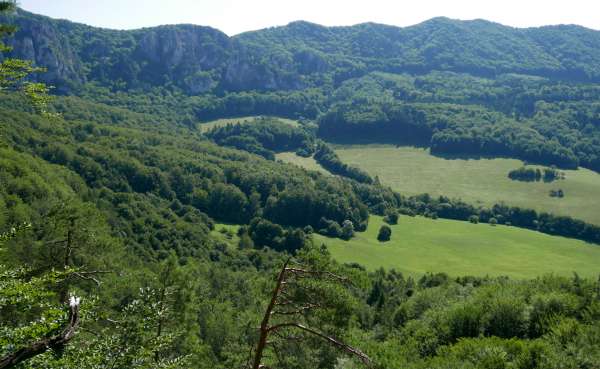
[0,297,81,369]
[69,270,111,285]
[272,302,322,316]
[251,258,291,369]
[284,268,350,284]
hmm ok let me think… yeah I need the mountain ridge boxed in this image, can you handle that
[2,8,600,93]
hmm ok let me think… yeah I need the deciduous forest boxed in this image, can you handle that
[1,3,600,368]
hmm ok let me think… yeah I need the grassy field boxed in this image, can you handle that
[197,116,299,133]
[314,215,600,278]
[275,152,332,175]
[210,223,241,249]
[333,145,600,225]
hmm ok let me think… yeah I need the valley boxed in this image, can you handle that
[2,4,600,368]
[215,217,600,278]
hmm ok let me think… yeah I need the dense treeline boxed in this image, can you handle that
[2,9,600,173]
[194,89,327,121]
[175,71,600,172]
[320,72,600,171]
[357,267,600,368]
[508,166,563,182]
[318,100,431,144]
[318,98,585,170]
[205,117,313,160]
[396,194,600,244]
[313,141,373,184]
[5,216,600,369]
[6,92,600,246]
[508,166,543,182]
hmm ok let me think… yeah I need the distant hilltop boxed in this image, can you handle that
[0,9,599,94]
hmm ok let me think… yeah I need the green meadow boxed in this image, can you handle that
[314,215,600,278]
[275,152,332,175]
[333,145,600,225]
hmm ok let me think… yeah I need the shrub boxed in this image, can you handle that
[377,225,392,242]
[384,210,399,225]
[447,303,484,342]
[483,296,528,338]
[528,292,579,337]
[341,220,355,240]
[355,221,368,232]
[419,272,450,288]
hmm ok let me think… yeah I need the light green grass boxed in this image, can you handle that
[210,223,240,248]
[334,145,600,225]
[198,116,299,132]
[315,215,600,278]
[275,152,332,175]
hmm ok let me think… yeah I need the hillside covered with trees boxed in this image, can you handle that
[1,9,598,172]
[2,3,600,369]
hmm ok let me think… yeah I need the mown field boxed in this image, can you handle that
[275,152,332,175]
[332,145,600,225]
[314,215,600,278]
[197,116,299,132]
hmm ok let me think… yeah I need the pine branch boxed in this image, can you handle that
[268,323,372,367]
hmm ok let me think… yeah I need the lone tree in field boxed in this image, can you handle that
[377,225,391,242]
[250,258,372,369]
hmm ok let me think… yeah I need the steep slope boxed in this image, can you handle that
[0,9,231,92]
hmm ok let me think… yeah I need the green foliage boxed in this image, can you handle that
[0,224,76,365]
[314,141,373,184]
[3,9,600,173]
[205,117,313,160]
[383,210,399,225]
[361,274,600,368]
[3,8,600,369]
[509,166,543,182]
[340,220,355,240]
[377,225,391,242]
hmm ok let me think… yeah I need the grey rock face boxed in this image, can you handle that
[1,11,85,91]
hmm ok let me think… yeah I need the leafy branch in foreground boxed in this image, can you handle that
[0,224,81,369]
[0,296,80,369]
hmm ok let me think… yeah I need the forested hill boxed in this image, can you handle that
[2,9,600,173]
[2,9,600,93]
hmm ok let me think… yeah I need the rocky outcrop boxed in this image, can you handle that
[1,10,233,93]
[0,10,85,92]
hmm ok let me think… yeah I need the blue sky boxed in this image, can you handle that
[19,0,600,35]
